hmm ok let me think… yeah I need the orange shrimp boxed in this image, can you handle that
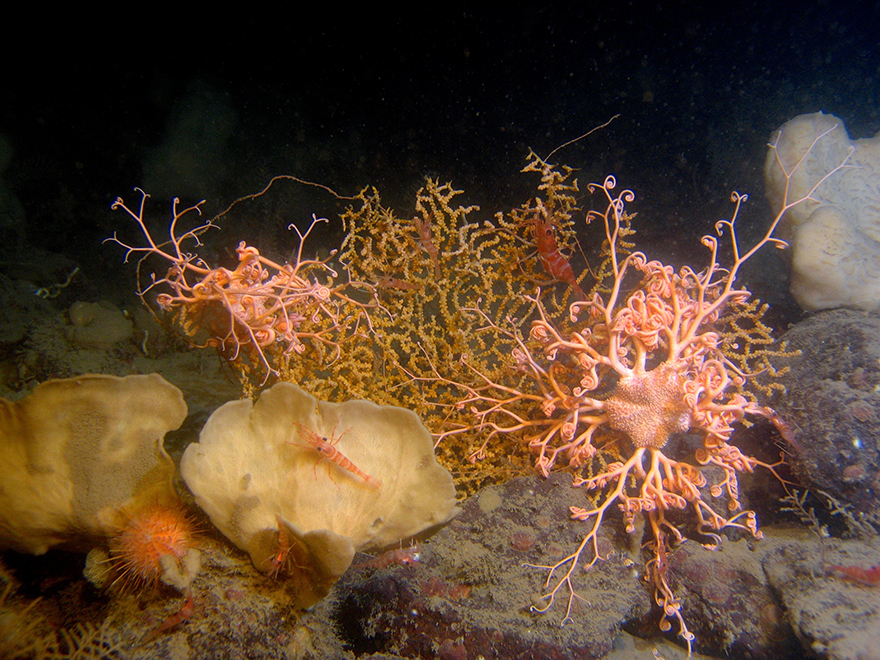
[140,591,195,644]
[530,214,586,300]
[290,421,382,489]
[376,275,421,291]
[828,563,880,586]
[268,516,292,579]
[760,406,802,455]
[412,216,441,278]
[267,516,309,578]
[357,543,421,570]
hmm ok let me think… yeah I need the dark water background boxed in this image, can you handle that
[2,1,878,322]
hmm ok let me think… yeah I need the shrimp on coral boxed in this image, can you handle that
[412,216,441,279]
[530,211,586,300]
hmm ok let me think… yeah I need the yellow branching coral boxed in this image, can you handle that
[109,158,595,489]
[332,155,596,486]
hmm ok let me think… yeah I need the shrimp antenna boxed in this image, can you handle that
[544,114,620,162]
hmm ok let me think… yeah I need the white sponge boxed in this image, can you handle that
[764,112,880,311]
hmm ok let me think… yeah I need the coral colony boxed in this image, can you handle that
[110,123,849,653]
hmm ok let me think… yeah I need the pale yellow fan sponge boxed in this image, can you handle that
[0,373,187,555]
[179,382,458,608]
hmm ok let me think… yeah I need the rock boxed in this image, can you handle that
[766,309,880,523]
[764,533,880,660]
[67,300,133,348]
[669,536,798,659]
[329,473,652,660]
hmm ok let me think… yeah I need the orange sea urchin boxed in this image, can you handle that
[108,502,200,593]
